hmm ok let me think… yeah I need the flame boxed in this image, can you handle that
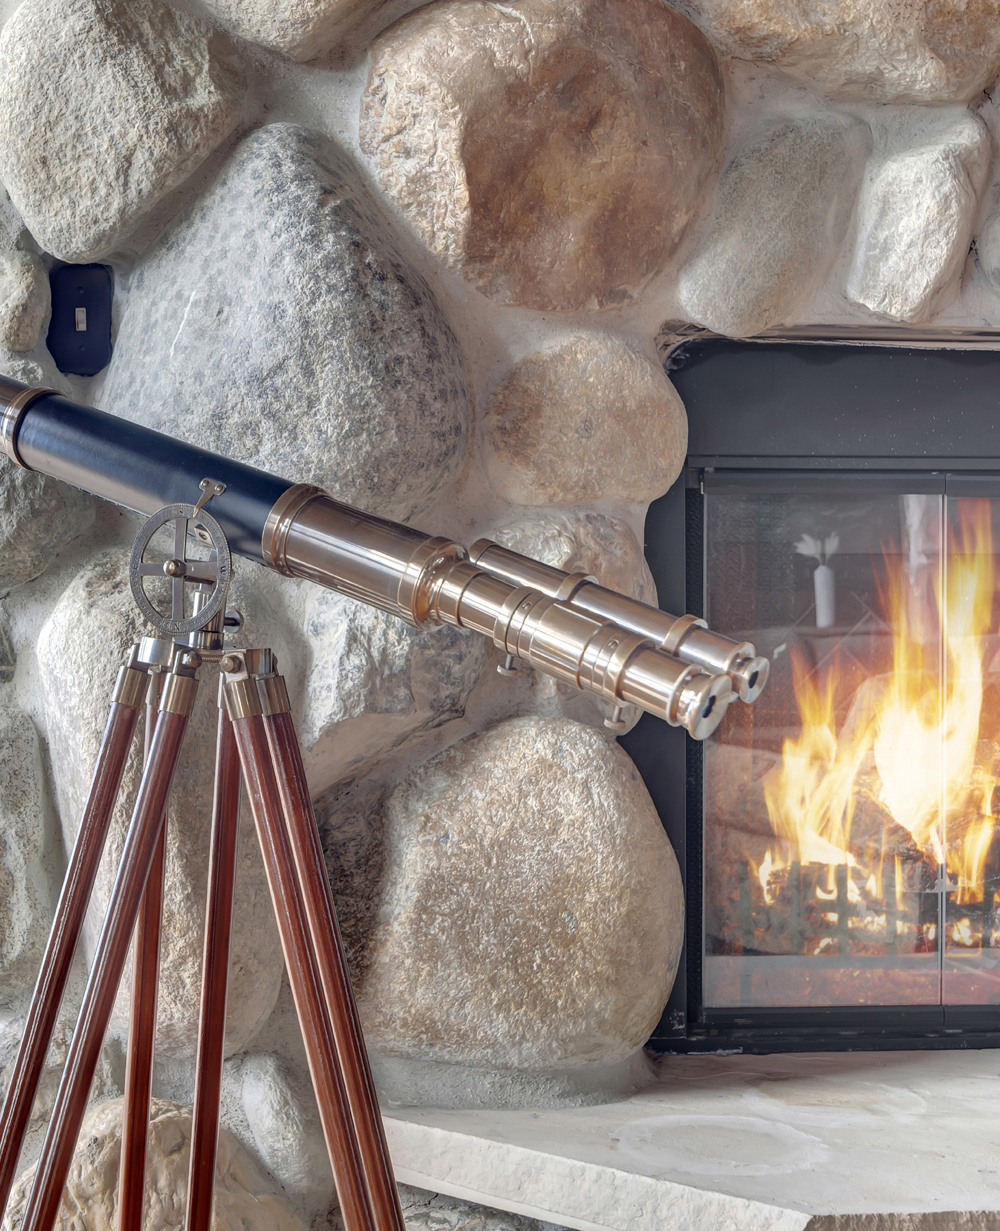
[760,500,1000,951]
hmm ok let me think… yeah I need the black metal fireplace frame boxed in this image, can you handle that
[626,335,1000,1055]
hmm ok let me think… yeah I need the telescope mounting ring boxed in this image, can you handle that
[129,503,232,636]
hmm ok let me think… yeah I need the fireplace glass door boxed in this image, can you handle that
[703,485,1000,1010]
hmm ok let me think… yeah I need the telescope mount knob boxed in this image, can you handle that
[129,502,232,637]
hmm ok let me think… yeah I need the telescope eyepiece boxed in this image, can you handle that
[734,653,770,704]
[674,671,732,741]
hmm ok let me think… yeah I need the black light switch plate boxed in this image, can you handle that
[47,263,113,377]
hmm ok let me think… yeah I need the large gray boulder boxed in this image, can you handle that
[36,552,293,1057]
[314,778,386,987]
[0,457,97,596]
[482,334,687,506]
[0,193,49,352]
[0,356,96,596]
[0,708,54,1011]
[678,114,872,337]
[241,1053,335,1223]
[357,716,682,1070]
[846,111,992,323]
[301,592,487,794]
[0,0,246,262]
[676,0,1000,104]
[102,124,469,522]
[361,0,725,311]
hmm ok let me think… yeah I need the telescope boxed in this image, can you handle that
[0,376,768,738]
[0,374,773,1231]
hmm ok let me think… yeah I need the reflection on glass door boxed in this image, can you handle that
[702,489,1000,1010]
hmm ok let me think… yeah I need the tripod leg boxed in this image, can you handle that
[184,700,241,1231]
[117,674,170,1231]
[257,676,403,1231]
[224,671,374,1231]
[0,651,149,1219]
[18,663,199,1231]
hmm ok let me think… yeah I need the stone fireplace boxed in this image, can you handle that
[2,0,1000,1228]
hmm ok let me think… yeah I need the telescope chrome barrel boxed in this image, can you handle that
[0,378,744,738]
[468,539,769,703]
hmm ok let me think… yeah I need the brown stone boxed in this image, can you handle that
[482,334,687,505]
[492,509,656,605]
[679,0,1000,104]
[489,509,657,732]
[361,0,725,311]
[2,1099,308,1231]
[357,716,682,1070]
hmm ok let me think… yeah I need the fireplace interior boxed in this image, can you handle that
[626,336,1000,1054]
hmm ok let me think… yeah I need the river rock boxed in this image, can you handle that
[488,511,655,732]
[677,0,1000,104]
[102,124,468,522]
[0,621,13,683]
[36,551,290,1057]
[314,779,386,985]
[0,456,97,596]
[491,510,656,606]
[0,1012,126,1177]
[845,111,992,323]
[482,335,687,505]
[2,1098,308,1231]
[360,0,725,311]
[678,114,871,336]
[0,193,48,354]
[0,0,246,263]
[0,709,53,1011]
[241,1053,335,1223]
[976,205,1000,294]
[0,355,96,597]
[357,716,682,1070]
[398,1188,543,1231]
[0,252,48,353]
[301,592,486,794]
[202,0,369,61]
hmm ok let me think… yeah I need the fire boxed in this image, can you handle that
[759,500,1000,953]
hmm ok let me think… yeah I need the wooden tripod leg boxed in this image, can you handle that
[225,680,374,1231]
[184,705,242,1231]
[260,692,403,1231]
[117,680,169,1231]
[0,656,148,1219]
[19,671,197,1231]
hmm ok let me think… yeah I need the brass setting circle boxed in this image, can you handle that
[129,503,232,636]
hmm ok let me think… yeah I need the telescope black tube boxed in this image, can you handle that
[16,394,292,562]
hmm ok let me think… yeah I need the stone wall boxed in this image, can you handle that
[1,0,1000,1228]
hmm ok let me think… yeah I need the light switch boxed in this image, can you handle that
[47,264,113,376]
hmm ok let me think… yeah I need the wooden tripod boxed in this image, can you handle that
[0,496,404,1231]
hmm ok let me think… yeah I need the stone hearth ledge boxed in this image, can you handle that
[382,1050,1000,1230]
